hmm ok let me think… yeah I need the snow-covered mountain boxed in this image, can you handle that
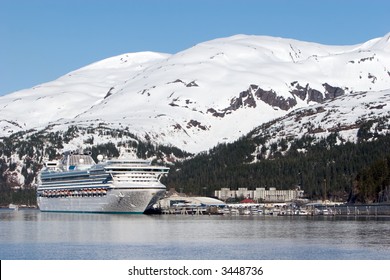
[1,33,390,154]
[249,88,390,160]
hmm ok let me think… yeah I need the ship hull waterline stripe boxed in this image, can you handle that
[39,210,145,214]
[37,187,166,191]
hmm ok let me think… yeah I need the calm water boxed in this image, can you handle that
[1,209,389,260]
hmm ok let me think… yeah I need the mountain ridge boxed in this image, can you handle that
[1,33,390,154]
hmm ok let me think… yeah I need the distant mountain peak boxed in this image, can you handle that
[1,33,390,153]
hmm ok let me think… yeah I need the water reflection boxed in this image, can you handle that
[1,209,390,259]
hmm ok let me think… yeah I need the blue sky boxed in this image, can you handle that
[1,0,389,96]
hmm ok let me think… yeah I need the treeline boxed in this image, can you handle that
[2,122,390,205]
[0,186,36,206]
[165,133,390,203]
[352,156,390,203]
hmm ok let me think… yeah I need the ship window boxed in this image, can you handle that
[42,174,90,182]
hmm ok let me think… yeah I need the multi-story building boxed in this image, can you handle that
[215,187,304,202]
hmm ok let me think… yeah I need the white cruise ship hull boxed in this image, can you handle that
[37,184,166,214]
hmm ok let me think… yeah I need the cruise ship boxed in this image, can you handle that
[36,151,169,214]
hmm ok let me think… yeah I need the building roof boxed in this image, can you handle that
[160,196,226,207]
[192,197,226,206]
[240,198,256,204]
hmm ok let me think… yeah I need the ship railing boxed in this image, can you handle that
[112,173,160,183]
[104,166,169,172]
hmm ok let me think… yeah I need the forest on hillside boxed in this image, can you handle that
[165,133,390,203]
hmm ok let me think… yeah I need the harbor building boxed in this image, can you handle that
[158,194,226,209]
[157,192,226,215]
[215,187,304,202]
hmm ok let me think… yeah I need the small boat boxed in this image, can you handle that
[8,204,19,211]
[297,209,309,216]
[321,208,334,215]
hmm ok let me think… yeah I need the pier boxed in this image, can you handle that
[159,202,390,216]
[313,204,390,216]
[161,206,208,215]
[157,190,390,216]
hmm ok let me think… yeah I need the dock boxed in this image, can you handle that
[159,203,390,216]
